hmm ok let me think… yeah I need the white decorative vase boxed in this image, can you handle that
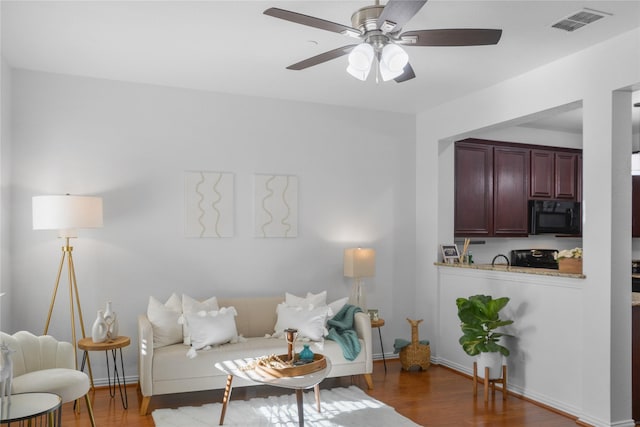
[108,312,119,339]
[477,352,503,379]
[91,310,108,343]
[104,301,118,340]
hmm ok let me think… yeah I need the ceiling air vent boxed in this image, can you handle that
[552,8,610,32]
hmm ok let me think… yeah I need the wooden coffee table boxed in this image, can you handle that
[214,356,331,426]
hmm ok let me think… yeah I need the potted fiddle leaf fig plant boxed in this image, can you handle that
[456,294,514,379]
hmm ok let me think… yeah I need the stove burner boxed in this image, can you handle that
[510,249,558,269]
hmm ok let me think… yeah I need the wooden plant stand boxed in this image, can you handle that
[473,362,507,403]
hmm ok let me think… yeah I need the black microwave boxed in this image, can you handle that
[529,200,581,235]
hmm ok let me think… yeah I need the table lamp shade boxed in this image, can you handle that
[344,248,376,278]
[33,195,103,234]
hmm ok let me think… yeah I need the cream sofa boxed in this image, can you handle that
[137,296,373,415]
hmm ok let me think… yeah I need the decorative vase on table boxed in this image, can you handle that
[91,310,108,343]
[299,344,314,362]
[104,301,118,340]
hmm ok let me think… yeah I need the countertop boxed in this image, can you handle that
[435,262,586,279]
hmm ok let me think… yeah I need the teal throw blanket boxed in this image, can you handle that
[326,304,362,361]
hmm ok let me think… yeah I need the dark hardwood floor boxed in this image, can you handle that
[62,360,582,426]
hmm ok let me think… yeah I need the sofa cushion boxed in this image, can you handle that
[273,303,330,341]
[328,297,349,318]
[285,291,327,309]
[181,294,219,345]
[148,294,183,348]
[185,307,238,350]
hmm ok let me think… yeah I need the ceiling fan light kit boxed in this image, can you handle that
[264,0,502,84]
[381,44,408,71]
[347,43,375,81]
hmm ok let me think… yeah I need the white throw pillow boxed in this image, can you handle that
[184,307,239,350]
[273,303,331,342]
[328,297,349,318]
[285,290,327,309]
[180,294,219,345]
[147,294,183,348]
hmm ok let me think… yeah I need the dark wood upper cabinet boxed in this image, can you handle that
[577,154,583,203]
[530,150,554,198]
[632,176,640,237]
[554,152,578,199]
[455,138,581,238]
[530,150,578,200]
[455,142,493,237]
[493,147,529,236]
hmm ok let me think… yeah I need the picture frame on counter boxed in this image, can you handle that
[441,244,460,263]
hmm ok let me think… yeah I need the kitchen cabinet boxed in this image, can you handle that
[633,176,640,237]
[454,141,528,237]
[530,150,554,198]
[455,138,582,238]
[455,142,493,236]
[577,154,583,203]
[493,146,529,236]
[554,152,578,199]
[530,150,578,200]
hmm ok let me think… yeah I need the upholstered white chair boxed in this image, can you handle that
[0,330,96,427]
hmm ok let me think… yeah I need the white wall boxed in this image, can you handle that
[438,268,584,413]
[0,57,11,330]
[7,69,416,383]
[417,28,640,427]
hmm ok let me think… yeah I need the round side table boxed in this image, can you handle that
[0,392,61,426]
[78,336,130,409]
[370,318,387,372]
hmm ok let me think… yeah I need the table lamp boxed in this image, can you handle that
[343,248,375,312]
[33,194,103,370]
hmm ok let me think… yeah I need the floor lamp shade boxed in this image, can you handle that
[344,248,375,312]
[33,195,103,236]
[343,248,376,278]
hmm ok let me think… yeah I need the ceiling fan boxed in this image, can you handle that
[264,0,502,83]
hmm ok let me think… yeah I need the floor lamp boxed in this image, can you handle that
[344,248,376,312]
[32,194,103,373]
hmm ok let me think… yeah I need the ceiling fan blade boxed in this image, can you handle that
[394,63,416,83]
[286,45,358,70]
[399,29,502,46]
[264,8,360,37]
[377,0,428,34]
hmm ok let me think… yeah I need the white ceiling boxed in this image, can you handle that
[2,0,640,128]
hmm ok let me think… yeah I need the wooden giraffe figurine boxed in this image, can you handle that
[399,318,431,371]
[0,341,14,405]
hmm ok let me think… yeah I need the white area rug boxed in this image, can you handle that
[152,385,423,427]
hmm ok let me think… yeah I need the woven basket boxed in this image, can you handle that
[399,343,431,371]
[558,258,582,274]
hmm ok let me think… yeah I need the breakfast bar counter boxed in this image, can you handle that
[434,262,585,279]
